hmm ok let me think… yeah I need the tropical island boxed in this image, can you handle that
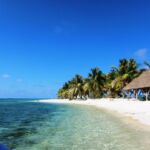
[39,58,150,126]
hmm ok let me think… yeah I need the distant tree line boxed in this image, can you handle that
[58,59,150,100]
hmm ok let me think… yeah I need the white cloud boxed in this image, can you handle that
[134,48,148,60]
[2,74,11,79]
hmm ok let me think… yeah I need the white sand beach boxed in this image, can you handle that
[37,98,150,126]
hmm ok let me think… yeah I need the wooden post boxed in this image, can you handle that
[133,90,136,99]
[146,91,148,101]
[145,89,150,101]
[146,89,150,101]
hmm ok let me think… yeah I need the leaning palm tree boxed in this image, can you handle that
[106,59,140,97]
[68,75,84,100]
[85,68,106,98]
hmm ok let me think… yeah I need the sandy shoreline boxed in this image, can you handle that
[36,98,150,126]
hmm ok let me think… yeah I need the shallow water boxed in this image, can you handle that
[0,99,150,150]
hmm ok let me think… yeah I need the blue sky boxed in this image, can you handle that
[0,0,150,98]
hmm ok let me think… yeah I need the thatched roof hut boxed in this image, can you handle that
[123,70,150,90]
[123,70,150,100]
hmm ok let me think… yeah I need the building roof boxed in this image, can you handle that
[123,70,150,90]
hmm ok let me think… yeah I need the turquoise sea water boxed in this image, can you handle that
[0,99,150,150]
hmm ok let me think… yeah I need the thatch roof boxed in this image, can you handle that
[123,70,150,90]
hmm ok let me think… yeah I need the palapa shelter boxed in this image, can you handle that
[123,70,150,100]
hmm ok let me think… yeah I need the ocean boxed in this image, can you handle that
[0,99,150,150]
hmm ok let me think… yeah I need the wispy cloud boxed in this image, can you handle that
[2,74,11,79]
[134,48,148,60]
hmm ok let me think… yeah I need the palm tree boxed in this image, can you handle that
[68,75,84,100]
[84,68,106,98]
[106,59,140,97]
[106,68,120,97]
[58,75,85,100]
